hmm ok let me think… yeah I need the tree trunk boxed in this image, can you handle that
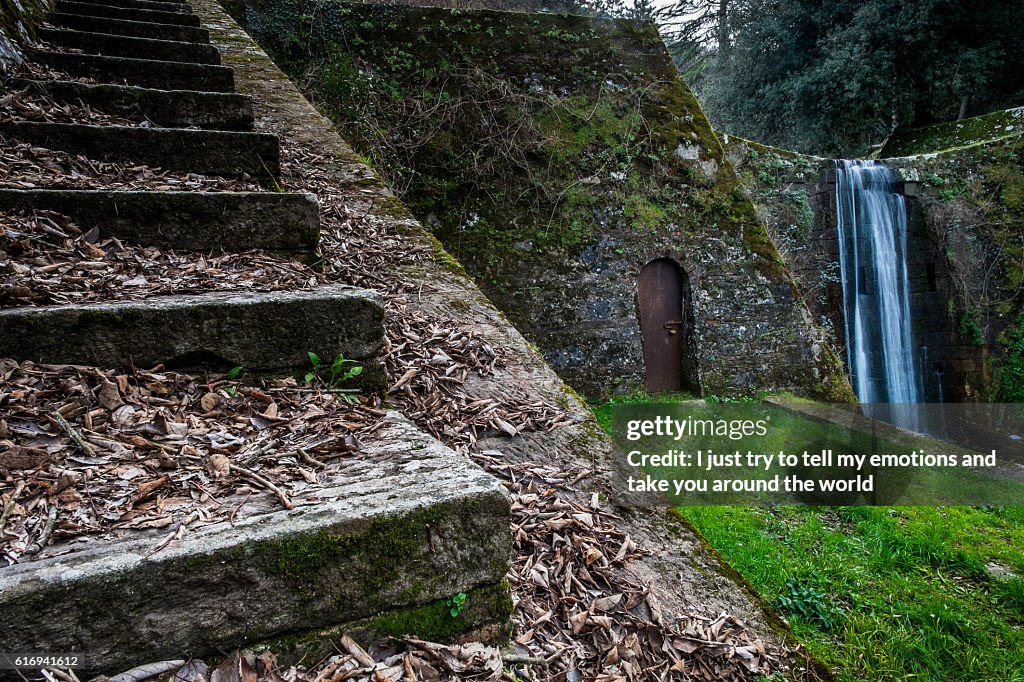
[717,0,729,51]
[957,94,970,121]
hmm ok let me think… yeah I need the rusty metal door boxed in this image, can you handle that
[638,259,684,392]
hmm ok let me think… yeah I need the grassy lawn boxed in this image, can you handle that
[593,395,1024,681]
[681,505,1024,682]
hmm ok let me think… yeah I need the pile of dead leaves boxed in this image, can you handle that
[0,137,263,192]
[8,59,98,85]
[0,209,322,307]
[0,359,389,564]
[0,84,142,127]
[72,637,501,682]
[470,453,782,682]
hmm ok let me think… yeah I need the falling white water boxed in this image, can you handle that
[835,160,922,407]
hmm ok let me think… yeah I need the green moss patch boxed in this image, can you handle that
[255,580,512,667]
[883,107,1024,157]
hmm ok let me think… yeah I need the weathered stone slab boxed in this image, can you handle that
[0,189,317,254]
[46,13,210,43]
[14,79,252,130]
[38,27,221,64]
[29,49,233,91]
[73,0,190,12]
[0,412,512,675]
[56,1,201,26]
[0,121,279,177]
[0,285,384,378]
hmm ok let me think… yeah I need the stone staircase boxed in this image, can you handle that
[0,0,511,672]
[0,0,364,372]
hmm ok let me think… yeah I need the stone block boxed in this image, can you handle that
[0,285,384,379]
[38,27,221,65]
[0,121,278,177]
[56,0,200,25]
[15,79,252,130]
[73,0,189,11]
[0,189,318,254]
[46,13,210,44]
[29,49,233,91]
[0,413,512,675]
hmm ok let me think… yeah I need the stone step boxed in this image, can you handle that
[47,12,210,43]
[14,79,252,130]
[0,412,511,676]
[70,0,191,12]
[29,49,233,91]
[0,121,279,177]
[0,189,318,255]
[56,1,201,27]
[38,27,221,65]
[0,285,384,379]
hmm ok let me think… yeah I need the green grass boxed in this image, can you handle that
[589,390,697,434]
[680,506,1024,681]
[592,395,1024,681]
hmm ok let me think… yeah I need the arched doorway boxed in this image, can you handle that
[638,258,697,393]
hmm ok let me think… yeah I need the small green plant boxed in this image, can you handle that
[959,309,984,346]
[227,366,244,380]
[447,592,467,618]
[305,351,363,388]
[777,578,837,631]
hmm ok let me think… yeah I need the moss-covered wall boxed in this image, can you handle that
[888,134,1024,400]
[227,0,850,400]
[722,128,1024,402]
[0,0,50,70]
[881,106,1024,158]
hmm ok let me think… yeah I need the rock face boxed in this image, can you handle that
[0,0,50,70]
[228,0,851,401]
[722,131,1024,402]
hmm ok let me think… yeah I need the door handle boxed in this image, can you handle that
[663,320,683,335]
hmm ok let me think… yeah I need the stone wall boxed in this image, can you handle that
[225,0,852,401]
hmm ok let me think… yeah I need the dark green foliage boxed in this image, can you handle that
[669,0,1024,155]
[991,577,1024,621]
[999,314,1024,403]
[958,309,984,347]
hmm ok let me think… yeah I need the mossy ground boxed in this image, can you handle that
[882,107,1024,158]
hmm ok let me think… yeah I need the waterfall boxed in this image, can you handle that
[835,160,921,407]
